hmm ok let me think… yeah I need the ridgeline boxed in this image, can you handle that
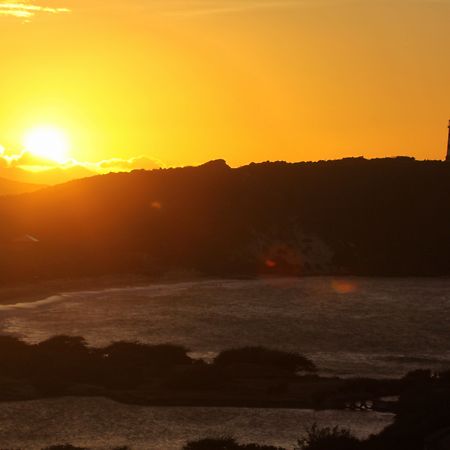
[1,157,449,282]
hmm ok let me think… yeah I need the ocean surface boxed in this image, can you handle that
[1,277,449,378]
[0,398,393,449]
[0,277,449,448]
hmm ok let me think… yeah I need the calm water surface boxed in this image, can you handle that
[1,277,449,377]
[0,277,447,447]
[0,397,394,449]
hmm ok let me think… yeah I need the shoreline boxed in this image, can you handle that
[0,272,210,306]
[0,392,399,413]
[0,374,401,413]
[2,273,449,307]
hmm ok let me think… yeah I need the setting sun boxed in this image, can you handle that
[23,126,70,163]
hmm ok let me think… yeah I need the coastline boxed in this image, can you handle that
[2,273,448,307]
[0,273,301,307]
[0,374,401,413]
[0,273,185,306]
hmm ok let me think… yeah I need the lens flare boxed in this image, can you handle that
[332,280,358,295]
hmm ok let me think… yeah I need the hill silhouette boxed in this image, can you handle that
[0,177,44,196]
[0,164,95,185]
[1,157,449,282]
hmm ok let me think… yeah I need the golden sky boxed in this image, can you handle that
[0,0,449,181]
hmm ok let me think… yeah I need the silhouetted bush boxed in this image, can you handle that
[214,347,316,373]
[295,424,360,450]
[0,335,31,376]
[42,445,88,450]
[31,336,96,383]
[402,369,432,384]
[368,372,450,450]
[0,335,322,392]
[98,341,191,387]
[0,335,195,390]
[439,370,450,382]
[40,447,129,450]
[183,437,285,450]
[163,363,227,390]
[102,342,190,367]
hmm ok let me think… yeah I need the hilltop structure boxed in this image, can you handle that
[447,120,450,161]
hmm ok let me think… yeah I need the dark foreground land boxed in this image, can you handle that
[0,336,449,450]
[1,158,450,282]
[0,336,395,410]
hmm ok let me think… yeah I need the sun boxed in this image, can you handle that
[23,126,70,163]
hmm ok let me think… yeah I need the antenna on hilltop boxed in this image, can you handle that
[447,120,450,162]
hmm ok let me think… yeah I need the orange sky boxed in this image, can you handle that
[0,0,449,181]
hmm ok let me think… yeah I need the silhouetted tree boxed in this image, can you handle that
[214,347,316,373]
[31,335,95,384]
[295,424,360,450]
[42,445,88,450]
[0,335,31,376]
[183,437,285,450]
[102,341,190,382]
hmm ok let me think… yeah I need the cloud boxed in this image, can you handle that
[6,150,57,167]
[157,0,304,17]
[95,156,162,172]
[0,2,70,19]
[0,146,8,168]
[81,0,311,19]
[0,146,163,183]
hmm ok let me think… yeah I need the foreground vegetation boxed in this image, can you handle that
[5,396,450,450]
[186,370,450,450]
[0,335,448,449]
[0,335,403,409]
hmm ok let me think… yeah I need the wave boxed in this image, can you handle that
[65,278,243,298]
[0,279,232,312]
[0,278,281,312]
[0,294,67,311]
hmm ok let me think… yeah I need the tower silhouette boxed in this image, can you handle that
[447,120,450,161]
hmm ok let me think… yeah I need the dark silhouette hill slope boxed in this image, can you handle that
[0,164,94,185]
[1,157,449,281]
[0,177,44,196]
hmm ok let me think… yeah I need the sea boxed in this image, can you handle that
[0,276,449,449]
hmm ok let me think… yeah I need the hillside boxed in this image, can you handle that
[0,165,94,186]
[1,157,449,281]
[0,177,44,196]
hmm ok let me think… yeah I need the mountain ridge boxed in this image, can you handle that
[0,177,44,196]
[1,157,449,281]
